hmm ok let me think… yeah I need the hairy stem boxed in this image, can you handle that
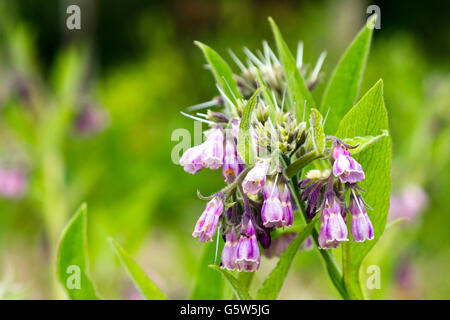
[281,155,350,299]
[285,150,321,177]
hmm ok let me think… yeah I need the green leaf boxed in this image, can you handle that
[335,79,391,300]
[191,237,225,299]
[309,108,325,154]
[237,271,255,291]
[209,265,252,300]
[268,17,315,120]
[56,203,100,300]
[237,87,263,164]
[321,14,377,134]
[343,130,389,156]
[109,238,167,300]
[256,218,318,300]
[195,41,242,116]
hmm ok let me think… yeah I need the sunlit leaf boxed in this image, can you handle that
[335,79,391,300]
[321,15,377,134]
[191,237,225,299]
[237,87,263,164]
[56,203,100,300]
[268,17,315,121]
[195,41,242,116]
[109,238,166,300]
[209,265,252,300]
[309,108,325,154]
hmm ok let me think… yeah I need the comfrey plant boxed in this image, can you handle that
[176,16,391,300]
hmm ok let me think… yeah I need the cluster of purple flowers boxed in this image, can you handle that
[300,141,374,249]
[178,38,381,273]
[180,121,296,271]
[180,126,243,183]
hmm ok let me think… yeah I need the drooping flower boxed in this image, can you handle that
[179,144,204,174]
[279,183,294,227]
[300,181,324,220]
[242,159,269,195]
[222,138,243,183]
[261,179,284,227]
[236,216,260,272]
[192,196,224,242]
[260,179,293,228]
[0,167,27,199]
[349,194,374,242]
[318,193,348,249]
[201,127,225,170]
[179,127,224,173]
[332,144,364,184]
[221,228,239,270]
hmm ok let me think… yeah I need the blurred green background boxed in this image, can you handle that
[0,0,448,299]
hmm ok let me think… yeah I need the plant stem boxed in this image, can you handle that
[281,156,350,299]
[285,150,321,177]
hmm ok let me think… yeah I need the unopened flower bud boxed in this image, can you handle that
[349,194,374,242]
[221,228,239,270]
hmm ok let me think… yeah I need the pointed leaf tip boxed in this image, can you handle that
[110,238,167,300]
[209,265,252,300]
[57,203,100,300]
[367,14,378,29]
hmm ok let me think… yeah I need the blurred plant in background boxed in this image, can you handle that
[0,0,448,299]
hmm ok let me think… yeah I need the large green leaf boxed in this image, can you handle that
[195,41,242,116]
[321,15,377,134]
[237,87,263,164]
[56,203,100,300]
[256,218,318,300]
[268,17,315,120]
[335,79,391,299]
[109,238,166,300]
[191,237,225,299]
[209,265,252,300]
